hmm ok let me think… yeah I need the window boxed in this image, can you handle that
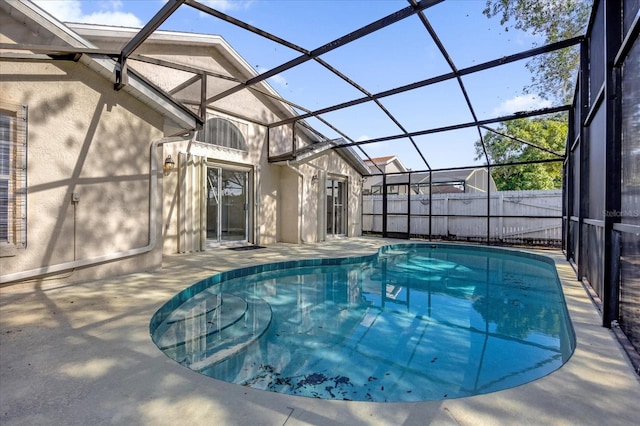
[195,116,248,151]
[0,102,27,255]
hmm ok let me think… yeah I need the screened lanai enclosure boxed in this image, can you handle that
[3,0,638,369]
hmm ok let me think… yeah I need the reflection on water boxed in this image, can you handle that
[152,246,574,402]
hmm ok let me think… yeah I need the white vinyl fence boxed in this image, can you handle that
[362,190,562,246]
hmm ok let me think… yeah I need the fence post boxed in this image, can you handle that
[498,194,504,241]
[444,195,449,238]
[486,166,491,245]
[382,174,387,237]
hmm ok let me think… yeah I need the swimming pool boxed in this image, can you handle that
[150,243,575,402]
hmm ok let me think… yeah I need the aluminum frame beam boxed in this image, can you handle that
[479,125,565,158]
[115,0,186,90]
[269,36,583,129]
[333,105,571,149]
[94,0,582,179]
[202,0,444,105]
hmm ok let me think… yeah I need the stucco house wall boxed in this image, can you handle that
[0,57,170,283]
[73,24,364,249]
[0,2,364,287]
[0,2,197,284]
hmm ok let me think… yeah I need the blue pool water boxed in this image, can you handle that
[150,244,575,402]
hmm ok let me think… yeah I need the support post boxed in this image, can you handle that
[486,165,491,245]
[382,174,388,238]
[577,40,590,281]
[602,0,622,327]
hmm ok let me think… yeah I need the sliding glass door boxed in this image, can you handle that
[206,166,249,242]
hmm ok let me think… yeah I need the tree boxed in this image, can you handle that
[483,0,592,103]
[475,116,567,190]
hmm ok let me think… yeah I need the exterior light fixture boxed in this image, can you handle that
[311,174,319,184]
[163,155,175,172]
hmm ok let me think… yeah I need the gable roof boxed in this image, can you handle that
[65,20,375,175]
[1,0,202,135]
[66,22,299,123]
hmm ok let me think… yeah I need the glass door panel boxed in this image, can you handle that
[221,169,248,241]
[206,167,220,240]
[327,179,346,236]
[334,180,344,235]
[207,167,249,243]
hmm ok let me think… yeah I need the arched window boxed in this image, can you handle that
[196,117,247,151]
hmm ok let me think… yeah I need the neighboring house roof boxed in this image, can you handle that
[365,155,397,165]
[369,168,490,183]
[412,169,485,184]
[364,155,408,173]
[1,0,202,135]
[368,168,496,193]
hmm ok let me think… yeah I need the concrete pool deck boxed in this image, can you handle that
[1,237,639,425]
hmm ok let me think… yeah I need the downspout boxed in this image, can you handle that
[0,135,191,284]
[285,161,304,243]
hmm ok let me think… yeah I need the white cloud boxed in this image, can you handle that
[267,74,287,87]
[197,0,255,14]
[200,0,245,12]
[34,0,143,27]
[79,11,143,27]
[492,94,552,116]
[255,66,287,88]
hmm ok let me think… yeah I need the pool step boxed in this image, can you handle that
[187,297,272,372]
[153,292,247,350]
[165,288,222,325]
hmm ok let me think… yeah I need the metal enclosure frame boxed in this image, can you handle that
[564,0,640,370]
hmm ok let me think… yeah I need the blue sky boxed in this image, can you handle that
[34,0,558,170]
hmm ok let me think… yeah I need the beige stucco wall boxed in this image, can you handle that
[278,150,363,244]
[160,114,286,251]
[0,58,167,284]
[312,150,363,239]
[120,37,309,249]
[0,12,364,287]
[129,39,363,249]
[278,167,300,243]
[158,114,364,249]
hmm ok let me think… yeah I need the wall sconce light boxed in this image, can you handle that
[163,155,175,172]
[311,174,319,184]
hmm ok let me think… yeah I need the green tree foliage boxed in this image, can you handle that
[475,116,567,190]
[483,0,592,103]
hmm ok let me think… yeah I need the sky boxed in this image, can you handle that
[33,0,561,171]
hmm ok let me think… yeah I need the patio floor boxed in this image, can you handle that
[1,237,639,425]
